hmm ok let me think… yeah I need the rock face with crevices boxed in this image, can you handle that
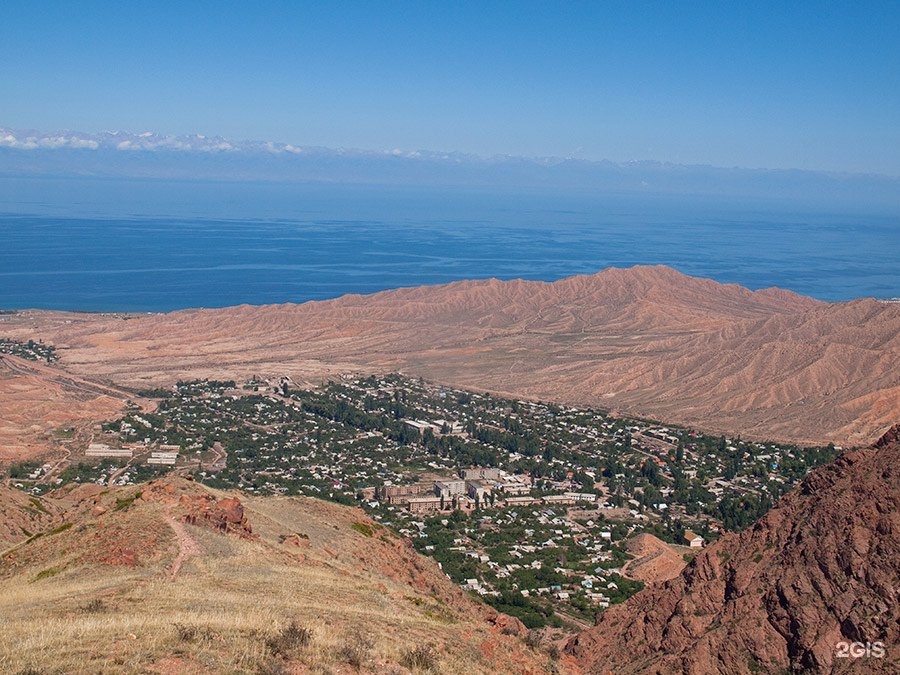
[565,425,900,674]
[140,479,254,538]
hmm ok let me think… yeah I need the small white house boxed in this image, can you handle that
[684,530,704,548]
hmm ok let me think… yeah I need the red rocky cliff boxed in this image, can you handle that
[141,478,254,538]
[566,425,900,674]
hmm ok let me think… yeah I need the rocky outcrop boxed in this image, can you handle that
[180,495,252,537]
[141,478,254,538]
[566,425,900,674]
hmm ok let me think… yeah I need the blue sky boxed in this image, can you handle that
[2,1,899,174]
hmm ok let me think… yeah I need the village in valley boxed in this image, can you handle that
[5,349,840,629]
[0,336,57,363]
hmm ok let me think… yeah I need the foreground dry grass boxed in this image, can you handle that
[0,479,562,674]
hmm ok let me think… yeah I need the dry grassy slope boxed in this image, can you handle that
[0,477,565,675]
[565,425,900,675]
[0,485,64,549]
[4,265,898,445]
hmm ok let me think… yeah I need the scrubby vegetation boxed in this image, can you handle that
[350,521,376,537]
[399,643,439,671]
[265,620,312,658]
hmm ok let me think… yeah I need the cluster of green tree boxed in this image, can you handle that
[173,379,236,396]
[714,492,774,531]
[777,444,840,481]
[123,462,170,483]
[419,428,500,468]
[486,591,557,629]
[605,575,645,604]
[102,410,174,443]
[670,468,715,515]
[472,423,543,456]
[55,460,116,484]
[227,395,305,424]
[134,387,172,398]
[296,392,420,445]
[418,543,479,585]
[506,564,568,592]
[0,338,58,362]
[640,459,666,486]
[7,461,41,479]
[565,590,602,622]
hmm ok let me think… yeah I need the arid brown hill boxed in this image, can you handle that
[0,476,561,673]
[0,354,130,465]
[4,265,898,446]
[565,425,900,674]
[0,484,64,549]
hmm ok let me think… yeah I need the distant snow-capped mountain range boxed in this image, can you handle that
[0,126,502,162]
[1,126,898,211]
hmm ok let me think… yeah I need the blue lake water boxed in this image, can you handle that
[0,177,898,311]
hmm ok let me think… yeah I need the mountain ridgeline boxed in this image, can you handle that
[3,127,900,210]
[5,265,898,448]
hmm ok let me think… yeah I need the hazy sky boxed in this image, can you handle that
[2,2,899,174]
